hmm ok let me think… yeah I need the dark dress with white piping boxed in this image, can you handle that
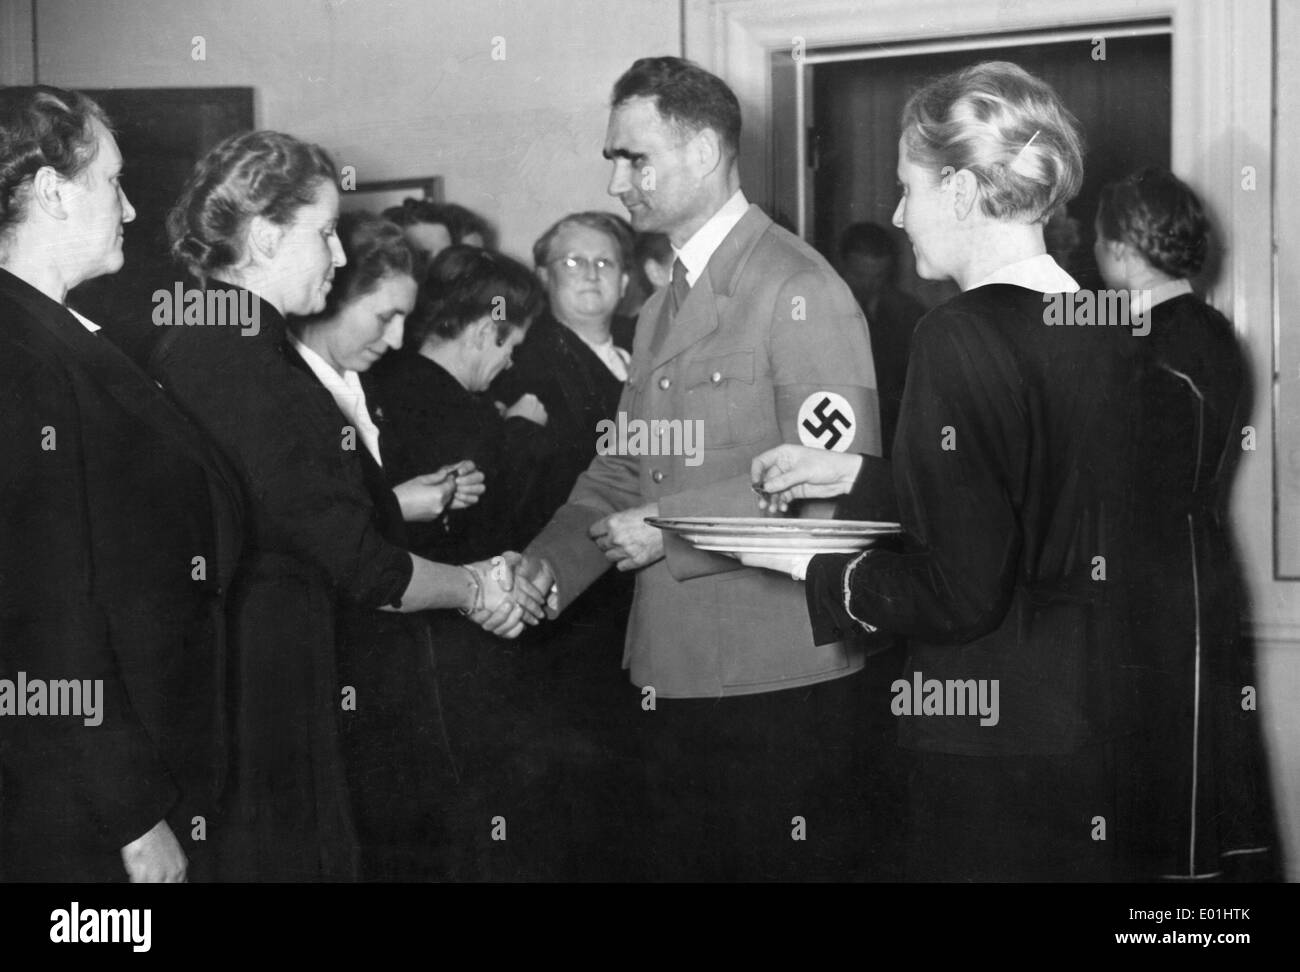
[1117,292,1277,880]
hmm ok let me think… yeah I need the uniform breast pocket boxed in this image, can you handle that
[682,350,764,449]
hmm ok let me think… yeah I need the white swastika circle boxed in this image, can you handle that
[797,392,855,452]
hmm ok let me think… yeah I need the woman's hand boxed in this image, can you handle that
[729,550,814,579]
[464,552,548,638]
[440,460,485,509]
[504,392,548,427]
[395,462,486,520]
[750,445,864,514]
[393,470,458,522]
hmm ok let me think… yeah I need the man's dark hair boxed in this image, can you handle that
[611,56,741,157]
[405,244,543,350]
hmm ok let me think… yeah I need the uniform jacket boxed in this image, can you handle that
[527,205,881,698]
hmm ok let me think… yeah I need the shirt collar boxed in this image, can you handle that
[573,328,631,379]
[673,189,750,287]
[66,306,102,334]
[289,334,384,464]
[289,333,356,397]
[968,253,1079,294]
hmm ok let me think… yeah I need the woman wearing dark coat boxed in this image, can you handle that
[150,133,545,881]
[739,62,1139,881]
[292,212,497,880]
[0,86,242,883]
[1094,166,1277,881]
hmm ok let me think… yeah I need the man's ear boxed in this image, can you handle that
[691,126,724,177]
[247,215,284,263]
[30,166,71,220]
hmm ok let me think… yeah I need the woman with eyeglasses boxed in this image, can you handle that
[493,211,637,536]
[486,211,642,880]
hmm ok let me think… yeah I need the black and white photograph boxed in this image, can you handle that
[0,0,1296,950]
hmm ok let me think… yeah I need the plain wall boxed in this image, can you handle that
[27,0,680,262]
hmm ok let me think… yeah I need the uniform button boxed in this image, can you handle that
[710,370,722,384]
[651,470,664,483]
[658,376,671,390]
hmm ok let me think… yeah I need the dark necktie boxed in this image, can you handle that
[669,257,690,316]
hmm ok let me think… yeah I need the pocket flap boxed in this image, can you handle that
[683,350,755,389]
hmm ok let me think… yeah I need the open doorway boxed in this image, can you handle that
[773,27,1171,309]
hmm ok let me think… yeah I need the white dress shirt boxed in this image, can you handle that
[673,189,750,287]
[290,335,384,466]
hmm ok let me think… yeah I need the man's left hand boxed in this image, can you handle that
[590,502,664,572]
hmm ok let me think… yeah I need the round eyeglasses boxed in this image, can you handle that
[552,255,621,277]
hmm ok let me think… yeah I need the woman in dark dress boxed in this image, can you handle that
[739,61,1139,881]
[1094,167,1277,880]
[150,132,547,881]
[291,212,490,880]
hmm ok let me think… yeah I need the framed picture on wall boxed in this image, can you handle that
[339,176,444,216]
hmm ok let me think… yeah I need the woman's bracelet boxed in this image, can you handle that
[457,564,484,616]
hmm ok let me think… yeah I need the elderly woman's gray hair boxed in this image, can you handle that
[0,85,110,246]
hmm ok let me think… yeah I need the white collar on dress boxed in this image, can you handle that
[573,329,631,380]
[968,253,1079,294]
[289,334,383,465]
[67,306,101,333]
[1131,278,1193,317]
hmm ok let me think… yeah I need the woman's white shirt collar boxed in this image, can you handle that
[289,334,384,466]
[968,253,1079,294]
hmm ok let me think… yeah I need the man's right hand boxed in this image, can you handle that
[120,819,187,883]
[516,553,560,619]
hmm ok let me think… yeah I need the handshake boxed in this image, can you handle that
[458,552,559,639]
